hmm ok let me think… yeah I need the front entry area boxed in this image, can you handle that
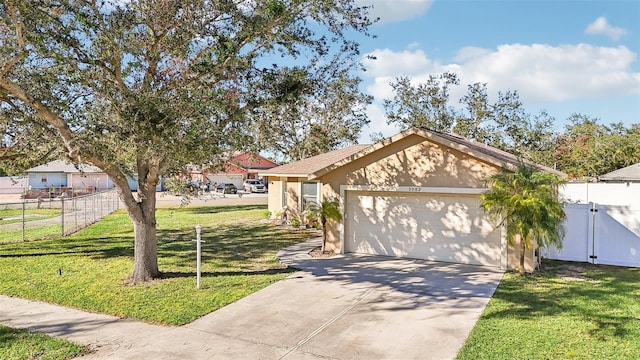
[344,190,504,267]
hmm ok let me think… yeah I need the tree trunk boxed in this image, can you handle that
[321,218,327,252]
[131,218,159,282]
[519,236,526,276]
[111,159,161,283]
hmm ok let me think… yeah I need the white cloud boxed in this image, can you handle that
[585,16,627,41]
[356,0,433,24]
[359,103,399,143]
[358,43,640,142]
[364,44,640,103]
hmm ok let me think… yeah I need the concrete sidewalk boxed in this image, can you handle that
[1,239,504,359]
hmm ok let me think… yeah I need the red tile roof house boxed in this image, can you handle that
[187,152,279,189]
[260,127,565,272]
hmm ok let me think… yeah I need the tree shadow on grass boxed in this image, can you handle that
[163,204,267,215]
[160,267,297,279]
[0,235,133,259]
[156,223,317,265]
[482,260,640,340]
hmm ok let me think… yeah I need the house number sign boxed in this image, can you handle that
[407,187,422,192]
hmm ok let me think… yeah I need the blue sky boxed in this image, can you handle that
[353,0,640,141]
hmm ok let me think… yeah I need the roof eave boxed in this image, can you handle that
[258,172,310,178]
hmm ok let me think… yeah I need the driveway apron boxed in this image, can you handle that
[0,239,503,359]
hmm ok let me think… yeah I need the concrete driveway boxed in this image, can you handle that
[0,239,503,360]
[186,239,504,360]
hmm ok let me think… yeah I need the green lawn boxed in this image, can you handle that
[456,261,640,360]
[0,208,61,226]
[0,205,316,325]
[0,325,86,360]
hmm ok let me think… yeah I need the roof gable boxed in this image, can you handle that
[309,127,564,179]
[260,127,566,180]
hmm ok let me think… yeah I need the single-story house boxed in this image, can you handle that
[26,160,112,192]
[25,160,162,192]
[260,127,565,271]
[598,162,640,183]
[189,152,279,188]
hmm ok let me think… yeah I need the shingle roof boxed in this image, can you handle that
[599,162,640,182]
[260,127,566,179]
[431,130,564,176]
[260,145,370,177]
[25,160,103,174]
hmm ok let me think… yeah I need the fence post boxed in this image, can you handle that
[61,196,65,236]
[21,201,25,242]
[193,224,204,289]
[74,196,78,232]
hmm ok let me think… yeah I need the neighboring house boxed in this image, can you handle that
[189,152,279,188]
[261,127,565,271]
[25,160,161,192]
[26,160,112,191]
[598,162,640,183]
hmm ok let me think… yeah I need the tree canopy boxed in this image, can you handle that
[0,0,375,282]
[381,73,638,174]
[251,64,372,162]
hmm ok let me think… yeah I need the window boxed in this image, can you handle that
[302,182,319,210]
[41,175,47,183]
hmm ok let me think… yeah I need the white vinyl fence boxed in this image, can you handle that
[544,202,640,268]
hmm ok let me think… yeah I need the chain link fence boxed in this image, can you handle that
[0,189,120,243]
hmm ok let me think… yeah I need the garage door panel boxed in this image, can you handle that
[345,192,501,266]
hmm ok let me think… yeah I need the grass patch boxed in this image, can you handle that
[456,261,640,360]
[0,325,86,360]
[0,225,63,244]
[0,209,61,225]
[0,205,316,325]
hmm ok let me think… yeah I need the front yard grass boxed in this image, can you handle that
[456,260,640,360]
[0,205,315,325]
[0,325,86,360]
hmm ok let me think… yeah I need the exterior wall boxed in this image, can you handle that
[68,173,112,191]
[266,176,304,216]
[267,177,283,215]
[319,134,502,254]
[28,172,67,189]
[285,178,302,215]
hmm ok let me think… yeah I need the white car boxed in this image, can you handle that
[243,179,266,193]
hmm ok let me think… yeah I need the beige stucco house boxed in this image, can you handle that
[261,127,565,271]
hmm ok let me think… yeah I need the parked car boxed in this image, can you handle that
[243,179,266,193]
[215,183,238,194]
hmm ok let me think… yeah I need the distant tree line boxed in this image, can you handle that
[378,72,640,177]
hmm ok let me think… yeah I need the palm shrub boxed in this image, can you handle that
[481,163,566,275]
[305,200,343,252]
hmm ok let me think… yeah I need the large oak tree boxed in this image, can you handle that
[0,0,374,282]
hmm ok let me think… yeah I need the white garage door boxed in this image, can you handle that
[345,191,502,267]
